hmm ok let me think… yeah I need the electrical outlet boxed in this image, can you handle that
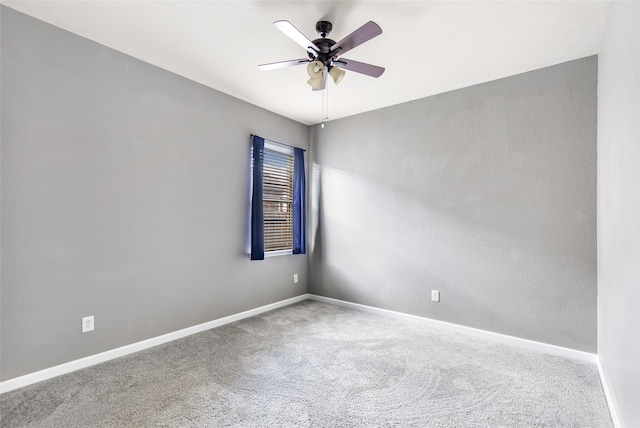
[293,274,299,284]
[82,315,94,333]
[431,290,440,302]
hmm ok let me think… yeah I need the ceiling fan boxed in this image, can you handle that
[258,20,385,91]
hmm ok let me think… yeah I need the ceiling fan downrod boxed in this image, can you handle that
[315,20,332,38]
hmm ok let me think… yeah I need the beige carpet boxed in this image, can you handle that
[0,300,612,427]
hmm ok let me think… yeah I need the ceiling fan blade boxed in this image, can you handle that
[273,20,320,56]
[312,66,328,91]
[331,21,382,56]
[334,58,385,78]
[258,59,310,71]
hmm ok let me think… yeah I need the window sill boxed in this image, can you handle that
[265,249,293,258]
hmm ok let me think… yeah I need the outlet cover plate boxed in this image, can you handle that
[82,315,94,333]
[431,290,440,302]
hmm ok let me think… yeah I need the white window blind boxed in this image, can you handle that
[263,145,294,252]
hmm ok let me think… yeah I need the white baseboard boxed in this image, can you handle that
[0,293,600,396]
[597,357,622,428]
[0,294,310,394]
[308,294,598,364]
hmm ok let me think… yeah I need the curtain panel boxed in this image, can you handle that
[293,147,306,254]
[250,135,265,260]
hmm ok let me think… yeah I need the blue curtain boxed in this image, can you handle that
[293,147,306,254]
[250,135,265,260]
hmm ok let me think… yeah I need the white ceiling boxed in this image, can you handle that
[3,1,610,125]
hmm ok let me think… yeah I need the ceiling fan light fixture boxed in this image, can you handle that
[307,76,323,90]
[329,66,346,85]
[307,60,324,79]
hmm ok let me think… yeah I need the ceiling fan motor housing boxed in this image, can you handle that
[309,21,339,68]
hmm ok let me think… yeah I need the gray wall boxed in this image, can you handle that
[0,7,308,381]
[597,2,640,426]
[309,57,597,352]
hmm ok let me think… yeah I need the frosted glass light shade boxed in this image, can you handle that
[307,61,324,79]
[329,66,345,84]
[307,77,323,90]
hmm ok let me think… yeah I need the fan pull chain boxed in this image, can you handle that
[321,83,329,128]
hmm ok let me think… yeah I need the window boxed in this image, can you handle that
[250,135,305,260]
[262,144,294,254]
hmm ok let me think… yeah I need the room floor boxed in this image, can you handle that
[0,301,612,427]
